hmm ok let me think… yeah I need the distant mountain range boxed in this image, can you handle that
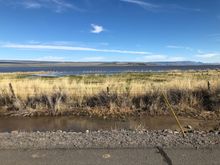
[0,60,218,67]
[145,61,205,66]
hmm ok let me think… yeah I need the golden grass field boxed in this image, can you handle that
[0,70,220,119]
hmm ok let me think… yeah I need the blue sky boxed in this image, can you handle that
[0,0,220,62]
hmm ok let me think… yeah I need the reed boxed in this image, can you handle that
[0,70,219,118]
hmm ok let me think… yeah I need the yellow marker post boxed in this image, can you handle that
[162,92,186,137]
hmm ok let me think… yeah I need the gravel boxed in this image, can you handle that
[0,129,219,149]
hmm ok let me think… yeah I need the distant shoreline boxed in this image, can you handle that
[0,60,218,67]
[0,61,220,74]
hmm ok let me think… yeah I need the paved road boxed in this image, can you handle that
[0,148,219,165]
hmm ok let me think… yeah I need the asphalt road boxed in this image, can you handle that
[0,148,219,165]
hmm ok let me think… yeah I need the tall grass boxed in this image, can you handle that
[0,70,220,118]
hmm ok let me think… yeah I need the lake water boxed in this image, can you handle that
[0,65,220,75]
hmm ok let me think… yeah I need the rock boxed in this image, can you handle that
[138,130,144,134]
[186,125,193,130]
[102,154,111,159]
[11,130,19,134]
[174,130,179,134]
[215,131,219,135]
[163,129,173,134]
[86,130,89,133]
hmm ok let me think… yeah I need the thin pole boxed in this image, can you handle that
[162,92,186,137]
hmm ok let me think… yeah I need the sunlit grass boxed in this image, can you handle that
[0,70,220,118]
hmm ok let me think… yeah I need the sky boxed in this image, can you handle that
[0,0,220,63]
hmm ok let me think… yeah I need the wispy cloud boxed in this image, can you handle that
[120,0,201,12]
[2,0,82,12]
[100,42,109,46]
[166,45,193,51]
[34,56,66,61]
[90,24,104,34]
[22,1,41,9]
[165,4,201,12]
[143,55,167,61]
[143,55,185,62]
[1,43,152,55]
[82,56,105,61]
[196,53,220,58]
[208,33,220,42]
[120,0,159,11]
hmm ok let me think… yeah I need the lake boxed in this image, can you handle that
[0,65,220,75]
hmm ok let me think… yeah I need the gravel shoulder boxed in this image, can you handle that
[0,130,219,149]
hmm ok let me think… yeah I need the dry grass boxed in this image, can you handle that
[0,70,220,118]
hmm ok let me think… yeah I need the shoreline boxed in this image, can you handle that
[1,108,219,121]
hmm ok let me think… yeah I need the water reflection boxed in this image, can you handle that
[1,65,220,74]
[0,116,216,132]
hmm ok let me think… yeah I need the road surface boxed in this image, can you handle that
[0,147,219,165]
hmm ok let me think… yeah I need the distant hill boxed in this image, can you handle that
[0,60,218,67]
[147,61,205,66]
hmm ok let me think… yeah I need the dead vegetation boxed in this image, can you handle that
[0,70,220,119]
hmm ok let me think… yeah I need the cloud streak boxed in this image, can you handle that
[208,33,220,42]
[34,56,66,61]
[196,53,220,58]
[0,42,190,62]
[1,0,82,12]
[2,43,152,55]
[120,0,159,11]
[143,55,185,62]
[167,45,193,51]
[82,56,105,61]
[120,0,201,12]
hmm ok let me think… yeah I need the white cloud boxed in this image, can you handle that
[100,42,109,46]
[166,45,193,51]
[120,0,200,12]
[82,56,105,61]
[165,4,201,12]
[120,0,159,10]
[197,49,203,54]
[195,52,220,63]
[143,55,185,62]
[196,53,220,58]
[168,56,185,61]
[143,55,166,61]
[2,0,81,12]
[34,56,66,61]
[22,1,41,9]
[91,24,104,34]
[2,43,152,55]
